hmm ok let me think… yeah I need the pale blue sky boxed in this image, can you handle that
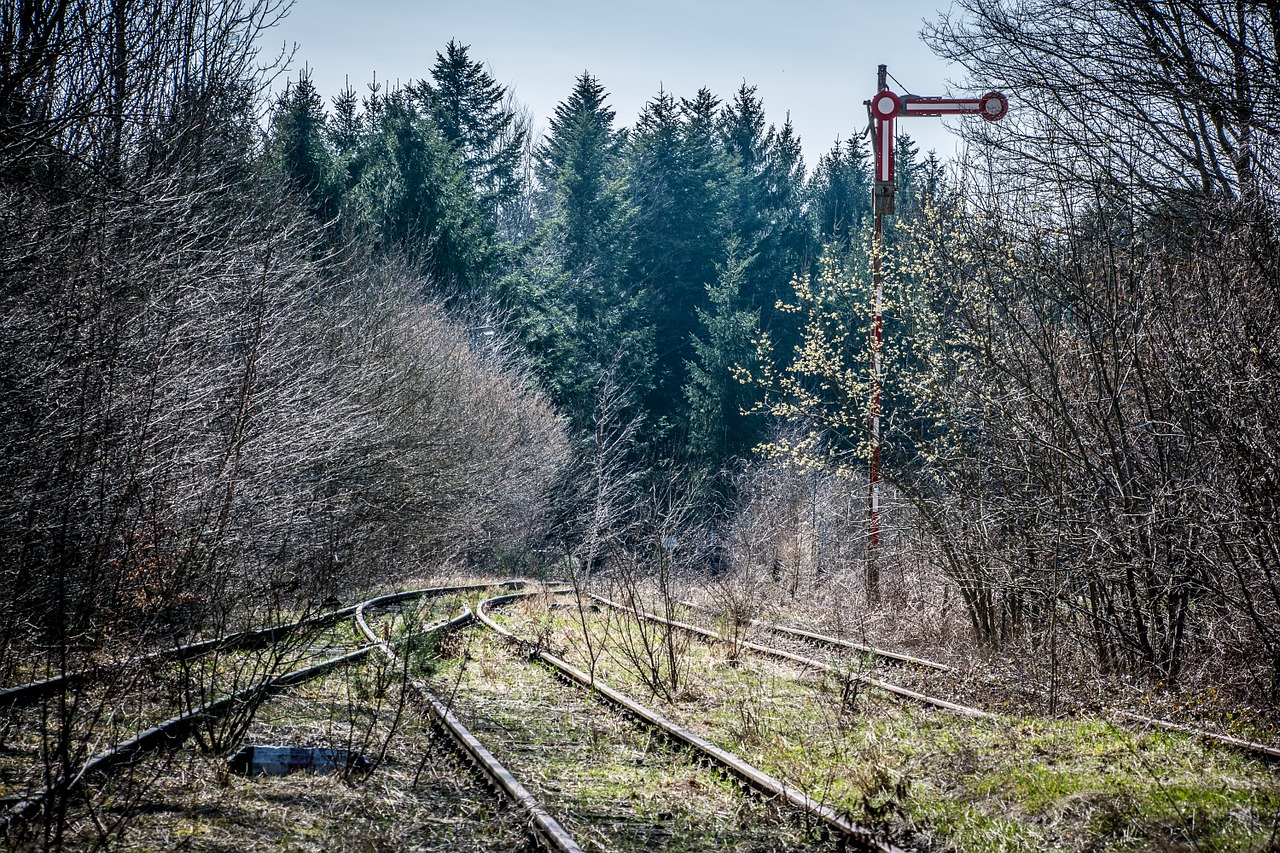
[262,0,979,170]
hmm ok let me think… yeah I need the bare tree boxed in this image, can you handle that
[0,2,572,847]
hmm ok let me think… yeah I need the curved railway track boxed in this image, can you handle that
[7,576,1272,850]
[0,581,535,843]
[678,599,952,672]
[676,595,1280,763]
[0,581,513,711]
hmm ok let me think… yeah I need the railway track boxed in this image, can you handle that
[0,591,432,818]
[1,634,376,838]
[2,603,368,712]
[675,595,1280,764]
[0,580,515,713]
[354,591,583,853]
[7,576,1272,851]
[678,599,952,672]
[0,581,535,844]
[474,588,902,853]
[595,593,995,720]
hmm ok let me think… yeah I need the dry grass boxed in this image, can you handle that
[57,655,530,851]
[427,622,839,852]
[497,588,1280,853]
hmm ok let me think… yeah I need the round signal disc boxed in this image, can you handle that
[871,90,901,120]
[980,91,1009,121]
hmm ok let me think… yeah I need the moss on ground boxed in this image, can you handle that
[428,623,838,852]
[498,595,1280,853]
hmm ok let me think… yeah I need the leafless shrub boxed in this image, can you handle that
[0,2,570,846]
[603,482,707,703]
[914,0,1280,696]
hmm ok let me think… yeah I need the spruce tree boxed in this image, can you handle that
[538,72,629,277]
[329,79,362,159]
[892,132,921,218]
[750,115,810,313]
[419,40,524,220]
[625,87,732,440]
[350,90,492,291]
[685,241,762,472]
[702,86,811,469]
[514,72,648,432]
[809,135,872,248]
[268,72,340,221]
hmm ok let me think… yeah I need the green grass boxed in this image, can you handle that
[497,597,1280,853]
[427,623,837,852]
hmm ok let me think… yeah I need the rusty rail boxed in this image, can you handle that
[1,644,374,837]
[355,588,583,853]
[599,593,995,720]
[679,599,952,672]
[476,588,901,853]
[0,581,511,710]
[1,581,527,840]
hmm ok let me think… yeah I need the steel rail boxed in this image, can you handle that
[1113,710,1280,762]
[1,605,366,709]
[476,589,901,853]
[354,593,583,853]
[597,594,995,721]
[0,581,512,709]
[676,599,1280,762]
[1,644,374,837]
[679,599,953,672]
[1,580,526,839]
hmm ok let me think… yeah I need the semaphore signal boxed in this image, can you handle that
[861,66,1008,601]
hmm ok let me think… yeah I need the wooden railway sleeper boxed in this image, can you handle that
[476,588,903,853]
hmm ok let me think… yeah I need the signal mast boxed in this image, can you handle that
[863,65,1008,600]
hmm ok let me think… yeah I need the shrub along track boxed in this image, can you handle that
[102,589,537,852]
[604,595,992,720]
[1,607,375,834]
[509,587,1280,853]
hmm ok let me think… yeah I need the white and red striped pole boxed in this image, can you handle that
[862,66,1008,602]
[865,66,892,603]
